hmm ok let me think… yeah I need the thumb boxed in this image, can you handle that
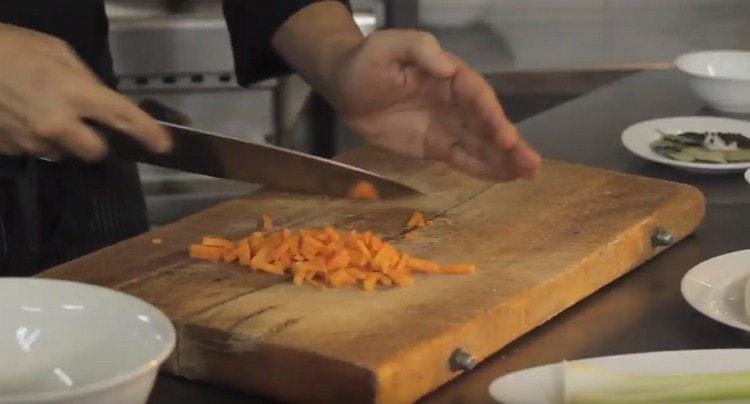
[378,30,457,78]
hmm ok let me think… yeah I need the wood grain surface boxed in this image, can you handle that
[40,147,705,403]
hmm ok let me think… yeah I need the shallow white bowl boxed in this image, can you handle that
[675,50,750,113]
[0,278,175,404]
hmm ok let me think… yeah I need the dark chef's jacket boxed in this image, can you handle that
[0,0,347,275]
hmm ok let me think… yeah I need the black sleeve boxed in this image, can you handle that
[223,0,351,87]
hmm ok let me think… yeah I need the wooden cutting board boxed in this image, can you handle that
[39,147,705,404]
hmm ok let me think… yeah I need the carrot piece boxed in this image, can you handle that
[404,230,419,240]
[395,253,409,273]
[223,247,240,263]
[202,236,234,249]
[189,244,223,262]
[237,239,252,266]
[346,267,370,280]
[259,213,274,230]
[292,269,307,286]
[250,246,270,271]
[327,250,351,271]
[371,244,399,272]
[289,234,301,256]
[369,235,383,253]
[441,264,476,274]
[378,274,393,286]
[348,181,379,200]
[407,256,439,273]
[388,272,415,287]
[362,273,379,291]
[151,238,163,245]
[248,232,265,250]
[324,225,340,242]
[329,270,355,288]
[302,235,325,251]
[405,212,428,229]
[354,240,372,261]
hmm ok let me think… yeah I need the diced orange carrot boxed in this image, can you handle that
[371,244,399,272]
[237,239,252,266]
[369,235,383,253]
[327,250,351,271]
[362,273,379,291]
[348,181,379,200]
[346,267,370,280]
[405,211,428,229]
[441,264,476,274]
[223,247,240,264]
[187,221,473,290]
[189,244,223,262]
[293,269,307,286]
[249,232,265,250]
[324,225,340,242]
[151,238,163,245]
[388,272,415,287]
[395,253,409,273]
[407,256,439,273]
[202,236,234,249]
[259,213,273,230]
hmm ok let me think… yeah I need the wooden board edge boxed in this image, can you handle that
[166,323,379,403]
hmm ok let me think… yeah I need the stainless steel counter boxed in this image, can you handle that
[146,70,750,403]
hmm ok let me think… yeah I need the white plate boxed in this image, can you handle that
[621,116,750,173]
[681,249,750,332]
[745,168,750,184]
[489,349,750,404]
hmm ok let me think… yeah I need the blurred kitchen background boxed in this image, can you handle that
[104,0,750,226]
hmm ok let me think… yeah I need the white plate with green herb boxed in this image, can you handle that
[489,349,750,404]
[681,249,750,333]
[621,116,750,173]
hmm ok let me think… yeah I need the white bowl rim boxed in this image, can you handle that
[674,50,750,80]
[0,278,176,403]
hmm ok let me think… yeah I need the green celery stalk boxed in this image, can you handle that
[564,361,750,404]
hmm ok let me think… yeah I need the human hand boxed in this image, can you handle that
[0,23,170,161]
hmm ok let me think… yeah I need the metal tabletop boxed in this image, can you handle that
[148,71,750,403]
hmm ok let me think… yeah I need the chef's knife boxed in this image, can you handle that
[91,120,421,199]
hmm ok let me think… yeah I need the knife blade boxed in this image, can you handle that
[91,120,422,199]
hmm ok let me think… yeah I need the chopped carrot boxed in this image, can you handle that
[362,273,379,291]
[202,236,234,249]
[327,250,351,271]
[151,238,163,245]
[292,269,307,286]
[189,244,223,262]
[441,264,476,275]
[237,239,252,266]
[187,221,473,290]
[259,214,273,230]
[388,272,415,287]
[348,181,379,200]
[405,212,428,229]
[223,247,240,264]
[407,256,439,273]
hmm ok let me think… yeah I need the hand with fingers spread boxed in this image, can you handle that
[274,2,542,181]
[0,23,171,161]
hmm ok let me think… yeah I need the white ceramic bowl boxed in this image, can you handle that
[675,51,750,113]
[0,278,175,404]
